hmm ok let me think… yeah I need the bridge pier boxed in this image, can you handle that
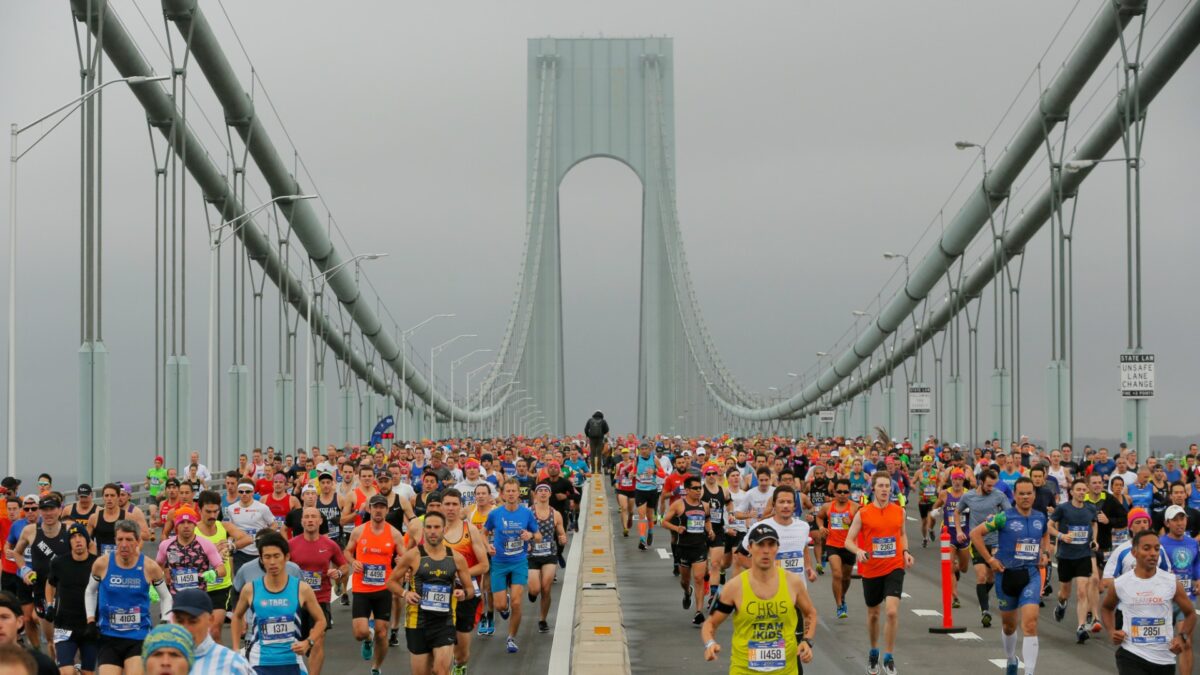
[226,365,250,468]
[990,369,1011,449]
[164,354,190,474]
[78,341,110,485]
[274,373,295,458]
[307,380,326,452]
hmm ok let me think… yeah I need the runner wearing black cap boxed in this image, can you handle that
[13,494,70,649]
[63,485,97,526]
[701,523,817,674]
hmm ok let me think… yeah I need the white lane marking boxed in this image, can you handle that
[990,658,1022,668]
[950,631,983,640]
[656,547,671,560]
[907,516,918,522]
[901,592,912,599]
[911,609,941,617]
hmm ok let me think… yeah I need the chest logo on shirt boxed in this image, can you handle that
[1172,547,1195,568]
[1009,520,1024,533]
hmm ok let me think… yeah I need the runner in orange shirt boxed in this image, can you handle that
[845,471,913,675]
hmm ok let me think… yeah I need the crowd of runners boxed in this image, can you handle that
[606,433,1199,675]
[0,430,1194,674]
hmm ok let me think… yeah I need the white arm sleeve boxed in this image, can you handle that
[154,577,172,618]
[85,575,100,620]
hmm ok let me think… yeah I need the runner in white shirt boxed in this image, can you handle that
[734,468,775,530]
[1102,529,1195,675]
[753,486,817,585]
[454,460,498,508]
[225,483,276,573]
[1101,508,1168,591]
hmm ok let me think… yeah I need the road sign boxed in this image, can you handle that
[1119,353,1155,398]
[908,384,932,415]
[819,408,835,423]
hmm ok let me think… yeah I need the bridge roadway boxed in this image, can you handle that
[132,487,1182,673]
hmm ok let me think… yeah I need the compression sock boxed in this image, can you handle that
[1000,630,1017,659]
[976,584,990,611]
[1022,636,1038,673]
[638,518,647,541]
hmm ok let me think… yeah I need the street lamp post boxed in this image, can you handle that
[429,334,475,440]
[449,348,492,437]
[465,361,494,438]
[400,313,455,441]
[8,74,169,478]
[304,252,386,455]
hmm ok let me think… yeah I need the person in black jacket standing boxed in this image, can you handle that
[584,412,610,474]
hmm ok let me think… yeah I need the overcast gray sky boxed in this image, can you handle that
[2,1,1199,484]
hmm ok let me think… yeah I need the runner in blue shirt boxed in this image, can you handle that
[970,478,1050,675]
[1160,504,1200,675]
[483,478,542,654]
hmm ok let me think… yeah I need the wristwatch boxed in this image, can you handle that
[307,638,315,648]
[800,637,813,648]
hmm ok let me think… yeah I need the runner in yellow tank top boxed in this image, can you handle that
[196,490,253,643]
[702,523,818,674]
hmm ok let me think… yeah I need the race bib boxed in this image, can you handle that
[100,544,116,558]
[829,512,847,530]
[274,515,285,525]
[872,537,897,559]
[850,490,863,503]
[301,570,322,590]
[747,638,787,672]
[504,538,525,555]
[1112,528,1130,545]
[53,627,73,644]
[1014,538,1039,561]
[108,607,141,631]
[923,484,937,497]
[362,563,387,586]
[260,617,297,645]
[1065,525,1089,545]
[243,527,258,538]
[686,514,705,534]
[420,582,452,612]
[710,506,724,525]
[777,550,804,574]
[171,567,199,591]
[531,541,552,556]
[1129,616,1169,645]
[619,476,634,488]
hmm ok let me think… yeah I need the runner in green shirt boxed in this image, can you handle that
[146,455,169,501]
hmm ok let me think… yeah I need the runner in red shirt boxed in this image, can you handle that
[262,472,299,533]
[289,506,348,675]
[157,478,183,540]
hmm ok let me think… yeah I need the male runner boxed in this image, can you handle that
[662,475,716,625]
[955,470,1011,627]
[723,469,749,581]
[440,489,490,675]
[700,463,733,608]
[701,523,817,674]
[86,520,173,675]
[970,478,1050,675]
[483,478,541,654]
[914,457,940,547]
[169,588,254,674]
[845,472,912,675]
[344,494,404,675]
[230,532,325,675]
[818,477,858,618]
[1102,530,1196,675]
[62,485,97,526]
[1049,477,1100,642]
[155,506,222,600]
[389,511,476,675]
[287,506,348,675]
[226,482,275,575]
[1158,505,1200,675]
[633,445,663,551]
[195,490,251,643]
[14,493,70,649]
[527,484,568,634]
[931,470,970,608]
[45,522,96,675]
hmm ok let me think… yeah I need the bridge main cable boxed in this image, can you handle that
[71,0,503,424]
[707,0,1200,422]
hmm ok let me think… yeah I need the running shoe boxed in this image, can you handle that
[673,565,681,577]
[882,655,897,675]
[638,541,647,551]
[623,527,629,537]
[339,593,350,606]
[499,608,510,621]
[1053,601,1066,623]
[388,629,399,647]
[371,669,382,675]
[477,616,489,636]
[981,611,992,628]
[361,638,373,661]
[506,637,519,654]
[816,563,825,576]
[1042,581,1053,597]
[452,665,467,675]
[483,615,495,636]
[538,620,550,633]
[1091,617,1103,633]
[692,611,705,626]
[867,648,880,675]
[922,538,928,549]
[683,587,693,610]
[1005,659,1018,675]
[837,603,848,619]
[1076,625,1089,644]
[952,597,961,609]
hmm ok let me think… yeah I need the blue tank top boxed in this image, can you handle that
[98,554,151,639]
[1127,482,1154,509]
[1188,485,1200,511]
[989,509,1047,570]
[249,576,303,667]
[635,456,658,491]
